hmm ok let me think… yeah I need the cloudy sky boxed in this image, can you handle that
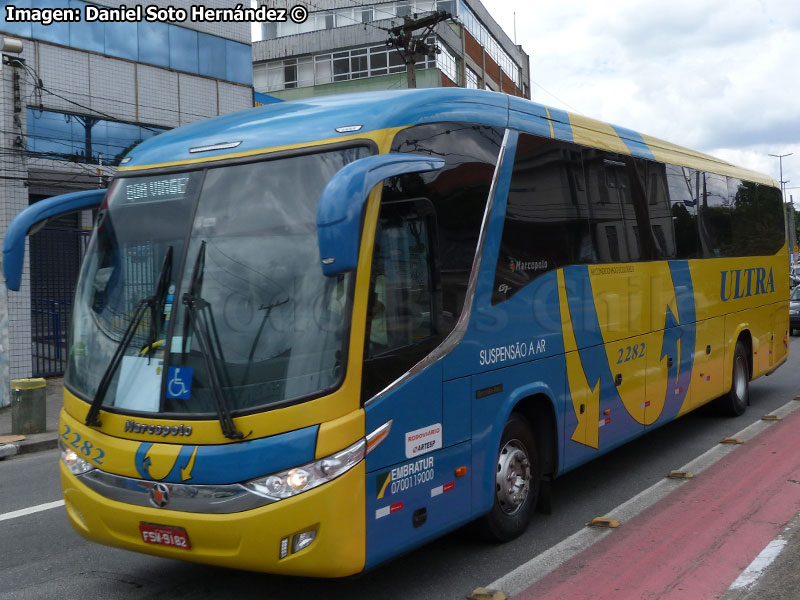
[480,0,800,205]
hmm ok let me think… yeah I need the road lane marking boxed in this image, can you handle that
[0,500,65,523]
[728,538,787,590]
[485,398,800,599]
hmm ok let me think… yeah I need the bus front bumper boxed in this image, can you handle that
[60,460,366,577]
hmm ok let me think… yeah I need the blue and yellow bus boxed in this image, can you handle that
[3,89,789,576]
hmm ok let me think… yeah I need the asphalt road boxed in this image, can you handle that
[2,338,799,600]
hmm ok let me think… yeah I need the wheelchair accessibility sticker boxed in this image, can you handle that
[166,367,193,400]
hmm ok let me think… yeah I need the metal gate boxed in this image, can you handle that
[29,225,92,376]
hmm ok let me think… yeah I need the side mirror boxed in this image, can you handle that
[317,153,444,276]
[3,188,106,291]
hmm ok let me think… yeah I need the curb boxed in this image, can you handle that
[0,434,59,459]
[17,436,59,455]
[0,443,19,459]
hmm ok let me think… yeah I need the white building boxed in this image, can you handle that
[253,0,530,100]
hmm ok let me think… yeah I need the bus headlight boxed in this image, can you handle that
[244,438,365,501]
[60,442,96,475]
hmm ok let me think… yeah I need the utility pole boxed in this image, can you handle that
[769,152,792,203]
[387,10,452,89]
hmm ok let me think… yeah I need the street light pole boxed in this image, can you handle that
[769,152,793,202]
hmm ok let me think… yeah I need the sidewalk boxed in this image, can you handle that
[0,377,62,458]
[511,402,800,600]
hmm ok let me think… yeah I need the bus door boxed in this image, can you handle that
[362,199,472,568]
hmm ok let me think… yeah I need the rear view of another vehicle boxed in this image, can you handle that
[790,286,800,335]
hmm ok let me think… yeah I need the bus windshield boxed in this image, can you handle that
[66,146,371,416]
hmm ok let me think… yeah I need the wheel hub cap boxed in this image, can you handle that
[496,439,531,515]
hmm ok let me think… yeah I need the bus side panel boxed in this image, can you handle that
[470,356,565,517]
[364,363,473,568]
[364,441,472,569]
[771,302,790,367]
[685,316,726,413]
[364,363,443,474]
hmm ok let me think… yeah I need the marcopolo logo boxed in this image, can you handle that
[720,267,775,302]
[404,423,442,459]
[125,420,193,437]
[509,258,548,273]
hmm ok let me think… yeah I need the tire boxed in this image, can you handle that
[477,413,540,542]
[715,341,749,417]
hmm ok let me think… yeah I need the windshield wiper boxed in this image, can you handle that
[140,246,173,360]
[181,241,245,440]
[85,246,174,428]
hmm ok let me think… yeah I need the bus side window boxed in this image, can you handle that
[666,164,703,259]
[698,171,732,257]
[728,178,785,257]
[583,149,632,264]
[362,200,441,400]
[366,202,436,358]
[363,122,503,401]
[492,134,592,304]
[646,162,677,259]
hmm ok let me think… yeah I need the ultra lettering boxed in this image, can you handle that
[720,267,775,302]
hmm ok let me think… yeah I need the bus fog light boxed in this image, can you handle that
[292,530,317,554]
[60,442,95,475]
[279,536,290,559]
[244,439,365,502]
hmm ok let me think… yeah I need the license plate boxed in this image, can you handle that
[139,523,191,550]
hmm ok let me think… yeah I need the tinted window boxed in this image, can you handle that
[226,40,253,85]
[199,32,227,79]
[727,179,785,256]
[646,161,675,258]
[31,0,70,45]
[69,1,104,52]
[493,134,592,303]
[362,123,502,400]
[169,25,199,73]
[698,171,731,257]
[666,164,703,259]
[105,21,138,60]
[138,21,169,68]
[1,0,32,37]
[582,149,633,263]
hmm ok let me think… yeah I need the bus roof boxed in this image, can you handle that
[120,88,775,186]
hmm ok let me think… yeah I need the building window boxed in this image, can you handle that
[437,0,456,15]
[396,1,413,17]
[466,67,479,89]
[458,0,520,86]
[26,108,168,166]
[437,42,458,84]
[263,22,277,40]
[256,39,439,92]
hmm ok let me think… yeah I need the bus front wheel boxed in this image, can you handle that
[479,413,540,542]
[716,341,749,416]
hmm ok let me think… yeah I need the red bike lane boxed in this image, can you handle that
[516,407,800,600]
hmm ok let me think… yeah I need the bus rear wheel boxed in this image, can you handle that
[478,413,540,542]
[715,341,749,417]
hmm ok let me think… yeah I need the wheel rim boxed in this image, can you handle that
[734,355,747,401]
[495,439,531,515]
